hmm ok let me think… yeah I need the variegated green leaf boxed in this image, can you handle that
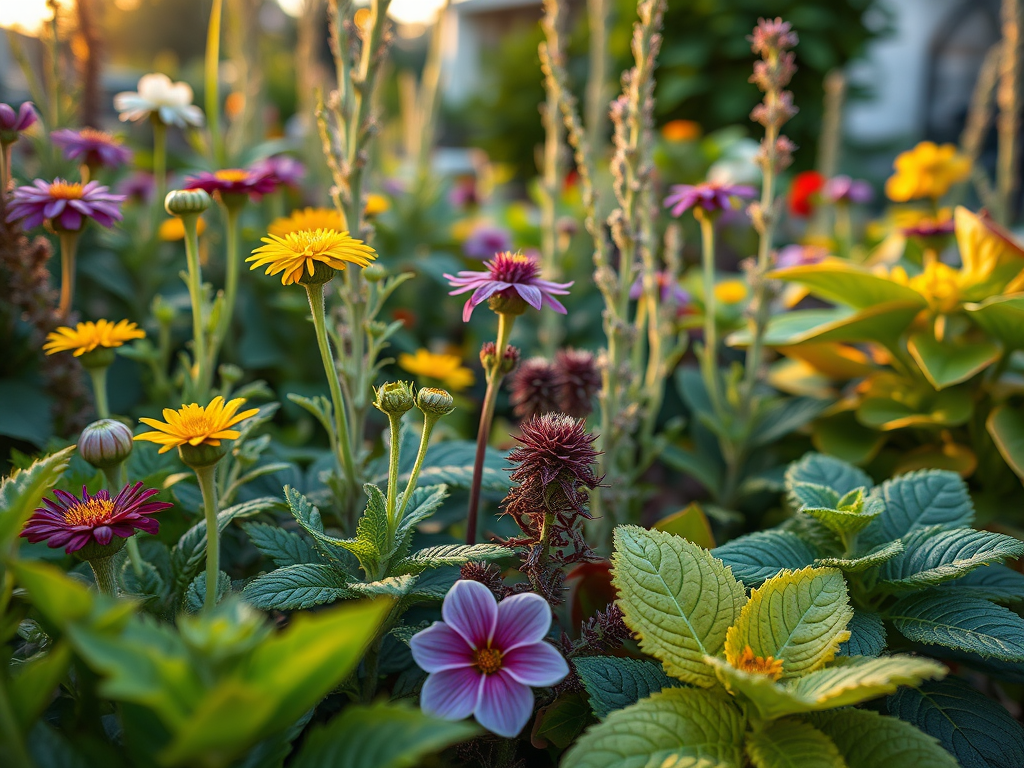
[808,709,959,768]
[785,454,872,509]
[815,540,904,572]
[877,527,1024,589]
[785,655,946,710]
[745,718,846,768]
[712,531,818,587]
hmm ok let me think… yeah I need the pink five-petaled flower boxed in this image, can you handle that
[410,580,569,738]
[663,181,757,217]
[21,482,172,555]
[444,251,573,322]
[6,178,125,232]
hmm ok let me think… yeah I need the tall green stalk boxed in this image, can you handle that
[193,463,220,611]
[698,212,724,418]
[152,118,167,207]
[87,367,109,419]
[181,214,210,398]
[206,0,225,167]
[57,231,79,317]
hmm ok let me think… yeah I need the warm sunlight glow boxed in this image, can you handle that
[275,0,446,25]
[0,0,68,34]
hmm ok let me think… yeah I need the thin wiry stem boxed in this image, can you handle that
[998,0,1024,224]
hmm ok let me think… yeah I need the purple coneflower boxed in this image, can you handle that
[462,223,512,260]
[0,102,37,142]
[823,175,873,205]
[410,580,568,737]
[510,357,561,419]
[251,154,305,188]
[51,128,133,170]
[184,168,277,200]
[628,270,692,305]
[22,482,172,555]
[6,178,125,231]
[775,244,828,269]
[445,251,572,322]
[664,181,757,217]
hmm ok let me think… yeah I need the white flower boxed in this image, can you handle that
[113,73,204,128]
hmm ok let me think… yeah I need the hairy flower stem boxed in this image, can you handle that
[698,213,725,418]
[181,214,210,398]
[87,366,110,419]
[151,118,167,208]
[205,0,225,167]
[466,312,515,544]
[89,554,119,597]
[193,463,220,611]
[385,412,402,530]
[397,414,440,520]
[306,282,358,508]
[57,231,79,317]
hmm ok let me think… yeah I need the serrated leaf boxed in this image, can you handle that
[889,590,1024,661]
[286,486,380,579]
[242,522,322,568]
[288,700,478,768]
[745,718,846,768]
[725,567,852,680]
[573,656,680,719]
[878,527,1024,589]
[712,531,818,587]
[946,564,1024,603]
[612,526,746,687]
[243,565,351,610]
[785,655,946,710]
[346,574,416,599]
[390,543,509,575]
[887,677,1024,768]
[561,688,745,768]
[803,491,883,537]
[785,454,872,509]
[815,540,904,572]
[789,482,841,511]
[875,470,974,541]
[837,611,887,657]
[1,446,75,548]
[393,484,450,561]
[183,570,231,613]
[808,708,959,768]
[120,558,167,599]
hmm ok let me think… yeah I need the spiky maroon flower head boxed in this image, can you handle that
[51,128,133,170]
[508,414,601,494]
[510,358,561,419]
[554,348,600,419]
[445,251,573,322]
[749,17,798,55]
[22,482,172,556]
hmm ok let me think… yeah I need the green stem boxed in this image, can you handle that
[698,214,724,418]
[181,213,209,398]
[385,413,402,530]
[87,366,109,419]
[306,283,357,496]
[205,0,225,167]
[152,118,167,207]
[211,204,242,368]
[466,312,515,544]
[57,231,79,318]
[397,414,439,521]
[361,636,382,702]
[193,463,220,611]
[89,554,119,597]
[0,670,33,768]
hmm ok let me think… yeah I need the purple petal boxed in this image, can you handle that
[493,592,551,651]
[93,526,113,545]
[502,642,569,687]
[442,580,497,649]
[474,671,534,738]
[514,283,543,310]
[43,200,66,218]
[410,621,474,672]
[420,667,482,721]
[58,210,83,231]
[469,282,503,308]
[541,294,567,314]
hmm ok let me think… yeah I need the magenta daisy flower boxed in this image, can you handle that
[0,102,38,142]
[184,168,277,200]
[51,128,133,170]
[250,155,305,188]
[6,178,125,232]
[445,251,573,322]
[21,482,172,555]
[664,181,757,217]
[410,580,568,737]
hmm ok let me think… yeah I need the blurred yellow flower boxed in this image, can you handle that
[399,349,475,391]
[364,194,389,217]
[954,205,1024,287]
[880,262,961,315]
[885,142,970,202]
[135,396,259,454]
[248,228,377,285]
[451,218,478,242]
[43,319,145,357]
[268,207,344,238]
[158,216,206,241]
[714,280,749,304]
[661,119,702,142]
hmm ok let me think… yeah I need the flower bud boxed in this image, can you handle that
[417,387,455,417]
[487,292,528,317]
[500,346,521,375]
[363,263,387,283]
[296,260,336,286]
[152,295,177,325]
[79,346,117,370]
[165,188,212,217]
[218,363,243,386]
[179,441,229,469]
[374,381,415,416]
[79,419,134,469]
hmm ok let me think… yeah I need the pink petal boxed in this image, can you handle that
[493,592,551,651]
[474,670,534,738]
[442,580,497,649]
[420,667,482,721]
[502,642,569,687]
[93,526,113,545]
[514,283,543,310]
[410,621,474,673]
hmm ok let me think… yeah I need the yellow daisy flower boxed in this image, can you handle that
[247,228,377,286]
[399,349,476,391]
[714,279,749,304]
[364,193,389,217]
[885,141,970,202]
[268,207,345,238]
[43,319,145,357]
[134,396,260,454]
[158,216,207,241]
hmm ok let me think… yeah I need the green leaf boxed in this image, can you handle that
[785,655,946,710]
[745,718,846,768]
[749,398,831,449]
[986,404,1024,480]
[873,470,974,541]
[346,575,416,599]
[837,611,887,657]
[964,293,1024,349]
[288,700,478,768]
[713,531,818,587]
[785,454,872,508]
[906,333,1002,390]
[242,522,322,568]
[857,386,972,431]
[0,446,75,549]
[392,485,451,558]
[946,564,1024,603]
[878,527,1024,589]
[573,656,680,719]
[887,677,1024,768]
[816,540,904,572]
[612,526,746,687]
[811,411,886,465]
[243,565,351,610]
[770,262,929,310]
[725,567,852,680]
[532,692,593,749]
[184,570,232,613]
[561,688,746,768]
[889,590,1024,661]
[390,543,510,575]
[661,444,723,497]
[729,303,925,347]
[654,502,716,550]
[789,482,842,511]
[121,558,167,600]
[10,643,72,729]
[803,491,883,537]
[808,708,959,768]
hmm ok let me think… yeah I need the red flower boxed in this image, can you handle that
[788,171,825,217]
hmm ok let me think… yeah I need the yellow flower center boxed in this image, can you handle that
[48,181,85,200]
[176,410,215,438]
[735,646,784,681]
[79,127,116,143]
[714,280,749,304]
[215,169,249,182]
[474,647,503,675]
[64,498,115,527]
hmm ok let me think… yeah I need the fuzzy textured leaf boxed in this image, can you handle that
[561,688,745,768]
[745,718,846,768]
[889,591,1024,661]
[946,564,1024,603]
[877,527,1024,589]
[243,564,351,610]
[242,522,322,568]
[573,656,680,719]
[785,454,872,509]
[391,543,510,575]
[712,531,818,587]
[874,470,973,541]
[0,446,75,548]
[809,708,960,768]
[785,655,946,709]
[612,526,746,687]
[815,541,904,573]
[837,611,887,657]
